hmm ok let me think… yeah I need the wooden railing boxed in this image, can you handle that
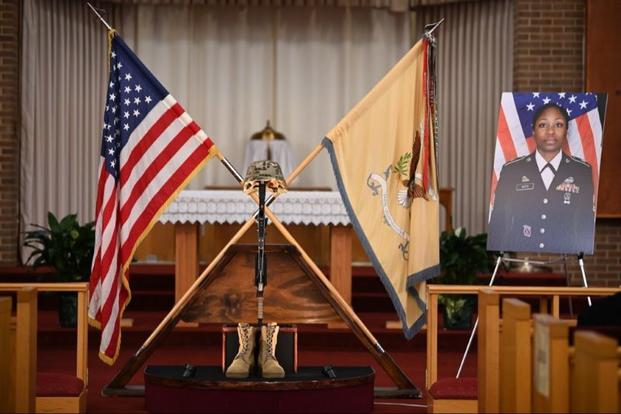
[532,313,571,412]
[426,284,621,412]
[571,330,620,412]
[0,287,38,412]
[0,296,13,412]
[499,298,532,413]
[0,283,89,413]
[501,299,620,413]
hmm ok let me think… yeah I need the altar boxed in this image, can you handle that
[160,189,453,310]
[160,190,356,307]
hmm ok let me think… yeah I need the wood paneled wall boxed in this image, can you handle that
[586,0,621,217]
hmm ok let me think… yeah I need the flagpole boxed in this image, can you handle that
[87,3,113,31]
[284,142,325,186]
[424,18,445,36]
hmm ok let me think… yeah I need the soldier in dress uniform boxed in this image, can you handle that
[487,103,596,254]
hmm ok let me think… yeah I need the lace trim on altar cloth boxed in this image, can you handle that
[159,190,350,226]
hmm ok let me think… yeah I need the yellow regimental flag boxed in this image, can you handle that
[323,37,439,338]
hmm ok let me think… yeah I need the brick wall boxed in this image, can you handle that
[517,219,621,287]
[514,0,584,91]
[0,0,20,265]
[582,219,621,286]
[513,0,620,286]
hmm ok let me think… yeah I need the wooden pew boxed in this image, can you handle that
[426,285,621,414]
[532,314,571,412]
[0,283,89,413]
[571,331,619,412]
[15,288,38,413]
[426,288,501,413]
[498,300,621,414]
[468,288,621,414]
[0,296,13,412]
[477,289,500,413]
[499,298,532,413]
[532,316,621,413]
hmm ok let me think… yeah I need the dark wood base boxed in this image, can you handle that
[144,365,374,413]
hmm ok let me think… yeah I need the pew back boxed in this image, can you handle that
[500,298,532,413]
[0,288,40,412]
[0,296,12,412]
[0,283,89,413]
[426,284,621,392]
[571,331,619,412]
[532,314,571,412]
[477,289,500,413]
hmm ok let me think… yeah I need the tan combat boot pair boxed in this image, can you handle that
[225,322,285,379]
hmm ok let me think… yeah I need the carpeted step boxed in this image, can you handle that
[352,273,385,293]
[352,292,396,313]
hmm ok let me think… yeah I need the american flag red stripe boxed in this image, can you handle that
[575,115,599,197]
[490,92,604,211]
[496,109,518,163]
[120,142,212,262]
[119,122,197,221]
[89,35,218,364]
[119,105,183,185]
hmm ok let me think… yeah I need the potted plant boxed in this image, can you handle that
[435,227,492,329]
[23,212,95,327]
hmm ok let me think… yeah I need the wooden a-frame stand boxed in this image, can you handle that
[102,144,421,398]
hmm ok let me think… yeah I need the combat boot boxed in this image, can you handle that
[258,322,285,378]
[225,323,256,378]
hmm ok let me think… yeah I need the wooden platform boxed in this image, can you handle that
[144,365,374,413]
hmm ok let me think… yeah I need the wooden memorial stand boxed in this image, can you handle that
[104,240,418,398]
[104,234,418,394]
[102,177,421,398]
[103,146,421,398]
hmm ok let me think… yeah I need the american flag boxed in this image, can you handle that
[491,92,605,209]
[88,34,217,364]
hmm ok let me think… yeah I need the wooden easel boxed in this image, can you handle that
[456,252,593,378]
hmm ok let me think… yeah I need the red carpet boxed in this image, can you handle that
[38,312,477,413]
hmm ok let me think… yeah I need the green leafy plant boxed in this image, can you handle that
[23,212,95,282]
[434,227,493,328]
[438,227,491,285]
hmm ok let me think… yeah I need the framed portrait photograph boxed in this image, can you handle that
[487,92,607,255]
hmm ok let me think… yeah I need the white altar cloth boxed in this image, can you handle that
[159,190,350,226]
